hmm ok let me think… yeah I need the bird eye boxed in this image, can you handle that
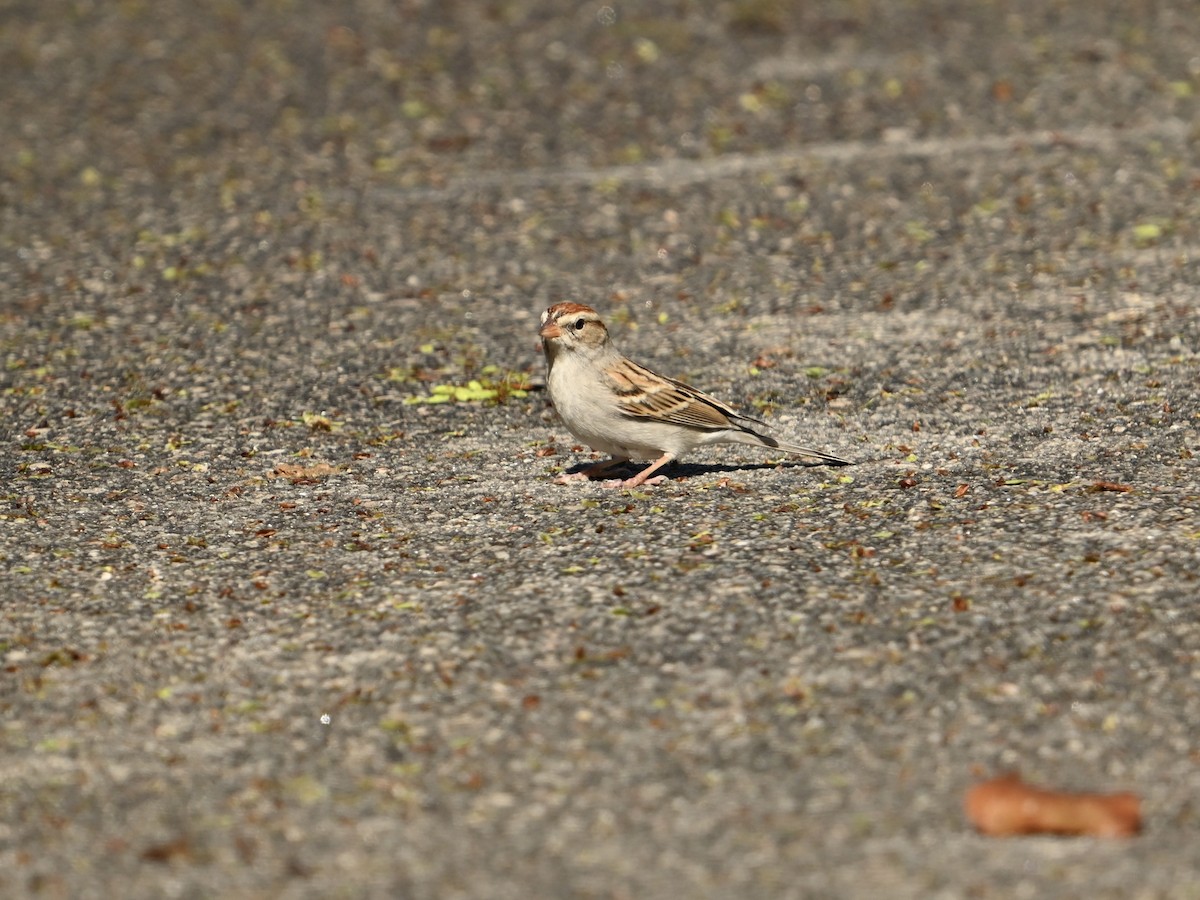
[573,318,586,331]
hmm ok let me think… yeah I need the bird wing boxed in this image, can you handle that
[605,358,764,432]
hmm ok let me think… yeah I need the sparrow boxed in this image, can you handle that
[539,302,851,487]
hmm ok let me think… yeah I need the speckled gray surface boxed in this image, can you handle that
[2,1,1199,897]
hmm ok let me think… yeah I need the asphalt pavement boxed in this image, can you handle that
[2,1,1199,897]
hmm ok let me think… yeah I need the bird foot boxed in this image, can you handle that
[602,475,668,490]
[553,472,594,485]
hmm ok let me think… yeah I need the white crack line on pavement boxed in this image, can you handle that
[368,120,1191,203]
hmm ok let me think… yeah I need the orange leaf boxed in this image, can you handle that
[965,774,1141,838]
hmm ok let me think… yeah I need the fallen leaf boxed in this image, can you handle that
[1089,481,1133,493]
[270,462,338,482]
[140,836,192,862]
[965,773,1141,838]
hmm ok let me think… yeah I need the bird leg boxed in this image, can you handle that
[608,453,675,489]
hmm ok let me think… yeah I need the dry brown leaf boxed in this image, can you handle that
[270,462,338,482]
[1089,481,1133,493]
[965,773,1141,838]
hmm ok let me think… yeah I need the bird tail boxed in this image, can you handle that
[734,427,853,466]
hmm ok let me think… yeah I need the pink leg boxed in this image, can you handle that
[610,453,675,489]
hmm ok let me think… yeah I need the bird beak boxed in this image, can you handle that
[539,320,561,340]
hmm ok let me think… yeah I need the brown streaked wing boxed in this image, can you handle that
[608,359,746,431]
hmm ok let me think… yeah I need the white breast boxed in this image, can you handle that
[547,352,705,460]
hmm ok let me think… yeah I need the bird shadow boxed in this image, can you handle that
[561,458,851,482]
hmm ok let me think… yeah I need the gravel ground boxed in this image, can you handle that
[3,1,1199,897]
